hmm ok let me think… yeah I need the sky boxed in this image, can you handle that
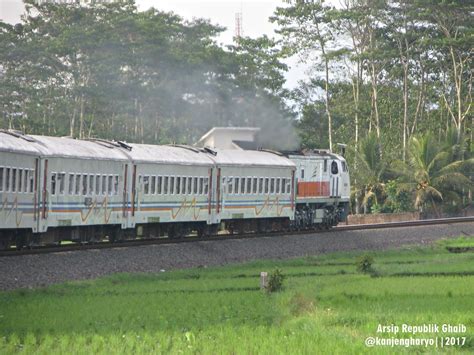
[0,0,307,88]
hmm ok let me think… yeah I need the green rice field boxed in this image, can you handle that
[1,236,473,354]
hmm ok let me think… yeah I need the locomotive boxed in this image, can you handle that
[0,129,350,249]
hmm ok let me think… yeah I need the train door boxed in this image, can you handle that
[122,163,130,229]
[129,164,137,228]
[330,160,340,197]
[36,158,49,233]
[207,166,220,225]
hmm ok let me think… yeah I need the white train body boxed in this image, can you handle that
[0,130,350,248]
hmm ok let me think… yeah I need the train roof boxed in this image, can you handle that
[30,136,130,161]
[286,150,345,161]
[0,131,129,160]
[0,131,295,168]
[210,149,295,168]
[126,144,214,166]
[0,131,44,156]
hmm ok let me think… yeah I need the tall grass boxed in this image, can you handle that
[0,235,473,353]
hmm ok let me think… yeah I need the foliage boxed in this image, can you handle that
[0,1,293,147]
[266,268,285,293]
[356,254,374,274]
[393,133,474,215]
[381,180,413,213]
[350,132,388,214]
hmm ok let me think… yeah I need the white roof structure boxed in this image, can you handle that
[195,127,260,150]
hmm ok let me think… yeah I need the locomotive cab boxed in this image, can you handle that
[287,150,350,229]
[330,158,350,201]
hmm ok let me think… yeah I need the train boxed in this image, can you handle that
[0,129,350,249]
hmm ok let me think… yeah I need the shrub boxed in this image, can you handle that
[356,255,374,274]
[266,268,285,293]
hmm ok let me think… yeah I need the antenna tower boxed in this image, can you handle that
[235,12,243,39]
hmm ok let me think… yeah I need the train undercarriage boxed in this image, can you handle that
[0,202,349,250]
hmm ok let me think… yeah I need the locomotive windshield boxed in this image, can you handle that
[331,161,339,175]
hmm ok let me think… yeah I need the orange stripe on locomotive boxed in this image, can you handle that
[297,181,330,197]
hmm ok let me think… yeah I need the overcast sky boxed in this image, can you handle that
[0,0,306,87]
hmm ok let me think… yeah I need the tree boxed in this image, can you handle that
[394,133,474,216]
[351,132,388,213]
[272,0,338,151]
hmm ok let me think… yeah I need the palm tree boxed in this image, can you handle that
[351,132,388,214]
[394,133,474,217]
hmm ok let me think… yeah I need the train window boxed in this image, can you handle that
[17,169,23,192]
[264,178,269,194]
[69,174,74,194]
[22,170,26,193]
[253,178,257,194]
[301,169,305,179]
[12,169,17,192]
[176,177,181,195]
[157,176,162,194]
[102,175,107,195]
[245,177,250,194]
[82,174,88,195]
[108,176,113,195]
[342,161,347,172]
[287,179,291,194]
[331,161,339,174]
[51,173,56,195]
[5,168,10,192]
[95,175,101,195]
[181,177,186,194]
[150,176,156,195]
[24,170,29,193]
[199,177,204,194]
[88,175,94,195]
[54,170,66,195]
[240,177,245,194]
[29,170,34,193]
[193,177,198,194]
[144,176,150,195]
[204,178,209,195]
[114,176,119,195]
[0,167,3,192]
[187,176,192,194]
[164,176,169,194]
[234,177,239,194]
[75,175,81,195]
[324,159,327,172]
[170,177,175,194]
[259,178,263,194]
[276,178,280,194]
[227,177,232,194]
[271,178,275,193]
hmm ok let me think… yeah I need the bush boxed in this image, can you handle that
[356,255,374,274]
[266,268,285,293]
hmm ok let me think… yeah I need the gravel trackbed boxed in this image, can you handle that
[1,222,473,290]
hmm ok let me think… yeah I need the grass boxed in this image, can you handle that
[438,236,474,248]
[1,235,474,353]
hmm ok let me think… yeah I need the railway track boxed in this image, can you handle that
[1,216,473,257]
